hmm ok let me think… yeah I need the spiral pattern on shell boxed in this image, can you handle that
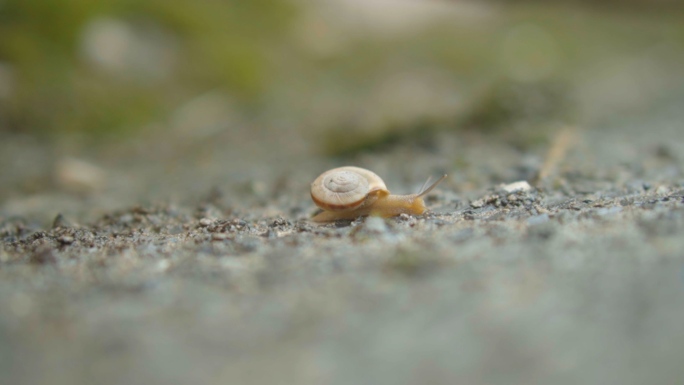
[311,166,388,212]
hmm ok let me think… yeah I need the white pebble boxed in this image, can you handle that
[501,181,532,193]
[54,158,106,193]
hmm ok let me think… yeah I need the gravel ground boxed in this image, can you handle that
[2,92,684,385]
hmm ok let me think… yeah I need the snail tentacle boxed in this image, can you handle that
[418,174,447,197]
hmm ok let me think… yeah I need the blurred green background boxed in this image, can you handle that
[2,0,682,140]
[0,0,296,135]
[1,0,683,208]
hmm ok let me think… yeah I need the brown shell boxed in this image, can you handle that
[311,166,389,212]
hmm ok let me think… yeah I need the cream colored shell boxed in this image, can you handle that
[310,166,388,212]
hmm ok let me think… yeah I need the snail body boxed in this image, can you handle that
[310,166,446,222]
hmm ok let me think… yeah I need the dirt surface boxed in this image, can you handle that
[2,92,684,385]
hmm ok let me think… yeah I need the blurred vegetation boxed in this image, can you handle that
[0,0,296,136]
[314,4,684,155]
[0,0,683,153]
[321,79,573,156]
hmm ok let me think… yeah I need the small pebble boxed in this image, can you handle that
[270,217,289,228]
[119,214,134,224]
[655,185,670,195]
[58,236,75,244]
[54,157,106,193]
[212,233,228,241]
[199,218,212,227]
[501,181,532,193]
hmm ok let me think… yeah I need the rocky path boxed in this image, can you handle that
[1,94,684,385]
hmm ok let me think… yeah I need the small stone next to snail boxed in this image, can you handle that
[310,166,447,222]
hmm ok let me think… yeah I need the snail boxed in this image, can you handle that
[310,166,447,222]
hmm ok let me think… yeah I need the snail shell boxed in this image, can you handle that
[311,166,389,212]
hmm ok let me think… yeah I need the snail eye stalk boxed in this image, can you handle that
[418,174,447,197]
